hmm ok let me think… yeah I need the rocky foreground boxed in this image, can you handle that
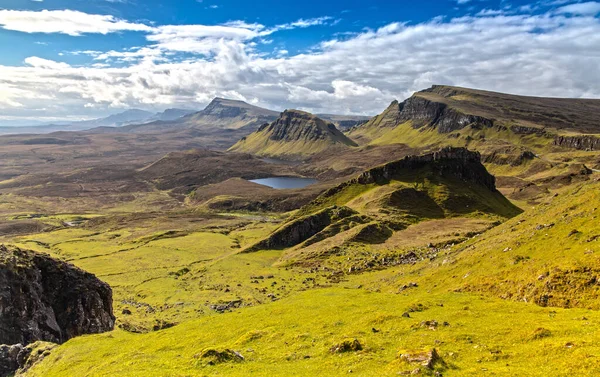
[0,245,115,376]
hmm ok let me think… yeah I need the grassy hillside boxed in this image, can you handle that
[348,86,600,204]
[246,147,520,268]
[17,178,600,377]
[230,110,357,159]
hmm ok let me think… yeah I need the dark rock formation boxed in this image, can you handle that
[245,206,357,252]
[0,342,57,377]
[360,95,494,134]
[321,148,497,202]
[356,85,600,138]
[0,245,115,346]
[0,344,23,377]
[554,135,600,151]
[263,110,357,146]
[399,95,494,133]
[510,125,547,135]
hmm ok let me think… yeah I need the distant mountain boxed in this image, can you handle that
[147,108,197,122]
[179,98,280,130]
[102,98,280,134]
[74,109,155,129]
[0,108,196,135]
[229,109,358,159]
[317,114,371,131]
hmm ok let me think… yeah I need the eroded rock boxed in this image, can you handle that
[0,245,115,345]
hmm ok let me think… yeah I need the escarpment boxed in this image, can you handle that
[0,245,115,346]
[266,110,355,143]
[244,206,357,252]
[398,95,494,133]
[554,135,600,151]
[229,110,357,158]
[322,147,497,201]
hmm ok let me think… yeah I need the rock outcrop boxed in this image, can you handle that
[553,135,600,151]
[321,147,497,202]
[353,85,600,140]
[262,110,357,145]
[229,110,357,158]
[399,95,494,133]
[0,245,115,346]
[244,206,357,252]
[0,342,57,377]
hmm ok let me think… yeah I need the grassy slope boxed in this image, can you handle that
[25,288,600,376]
[229,129,347,158]
[12,179,600,376]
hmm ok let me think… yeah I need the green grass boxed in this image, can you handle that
[25,287,600,376]
[2,168,598,377]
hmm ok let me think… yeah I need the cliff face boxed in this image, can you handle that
[0,246,115,346]
[354,85,600,142]
[399,96,494,133]
[356,93,494,136]
[245,206,357,252]
[229,110,357,158]
[361,147,494,189]
[263,110,357,145]
[318,147,497,205]
[553,135,600,151]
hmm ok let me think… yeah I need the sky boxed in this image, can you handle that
[0,0,600,123]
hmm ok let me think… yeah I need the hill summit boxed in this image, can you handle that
[229,109,357,159]
[179,97,279,130]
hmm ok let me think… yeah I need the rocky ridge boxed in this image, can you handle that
[229,110,357,158]
[0,245,115,346]
[321,147,497,201]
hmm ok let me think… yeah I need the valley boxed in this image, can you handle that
[1,85,600,376]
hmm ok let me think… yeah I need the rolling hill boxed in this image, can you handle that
[229,110,358,159]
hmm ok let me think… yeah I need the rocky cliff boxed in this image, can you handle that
[352,85,600,142]
[399,95,494,133]
[0,245,115,346]
[244,206,357,252]
[553,135,600,151]
[321,147,497,202]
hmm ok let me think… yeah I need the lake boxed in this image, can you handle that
[250,177,318,189]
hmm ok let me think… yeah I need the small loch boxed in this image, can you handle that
[250,177,318,189]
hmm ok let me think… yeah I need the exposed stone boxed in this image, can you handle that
[245,206,357,252]
[321,147,497,200]
[0,342,57,377]
[554,135,600,151]
[195,348,244,366]
[0,245,115,346]
[399,348,445,370]
[401,95,495,133]
[330,339,363,353]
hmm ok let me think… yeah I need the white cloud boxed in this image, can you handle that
[0,9,151,36]
[556,1,600,15]
[1,8,600,118]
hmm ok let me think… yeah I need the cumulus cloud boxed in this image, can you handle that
[1,7,600,119]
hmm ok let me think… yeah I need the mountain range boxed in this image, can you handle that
[0,108,197,135]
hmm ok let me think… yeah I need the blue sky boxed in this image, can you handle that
[1,0,600,122]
